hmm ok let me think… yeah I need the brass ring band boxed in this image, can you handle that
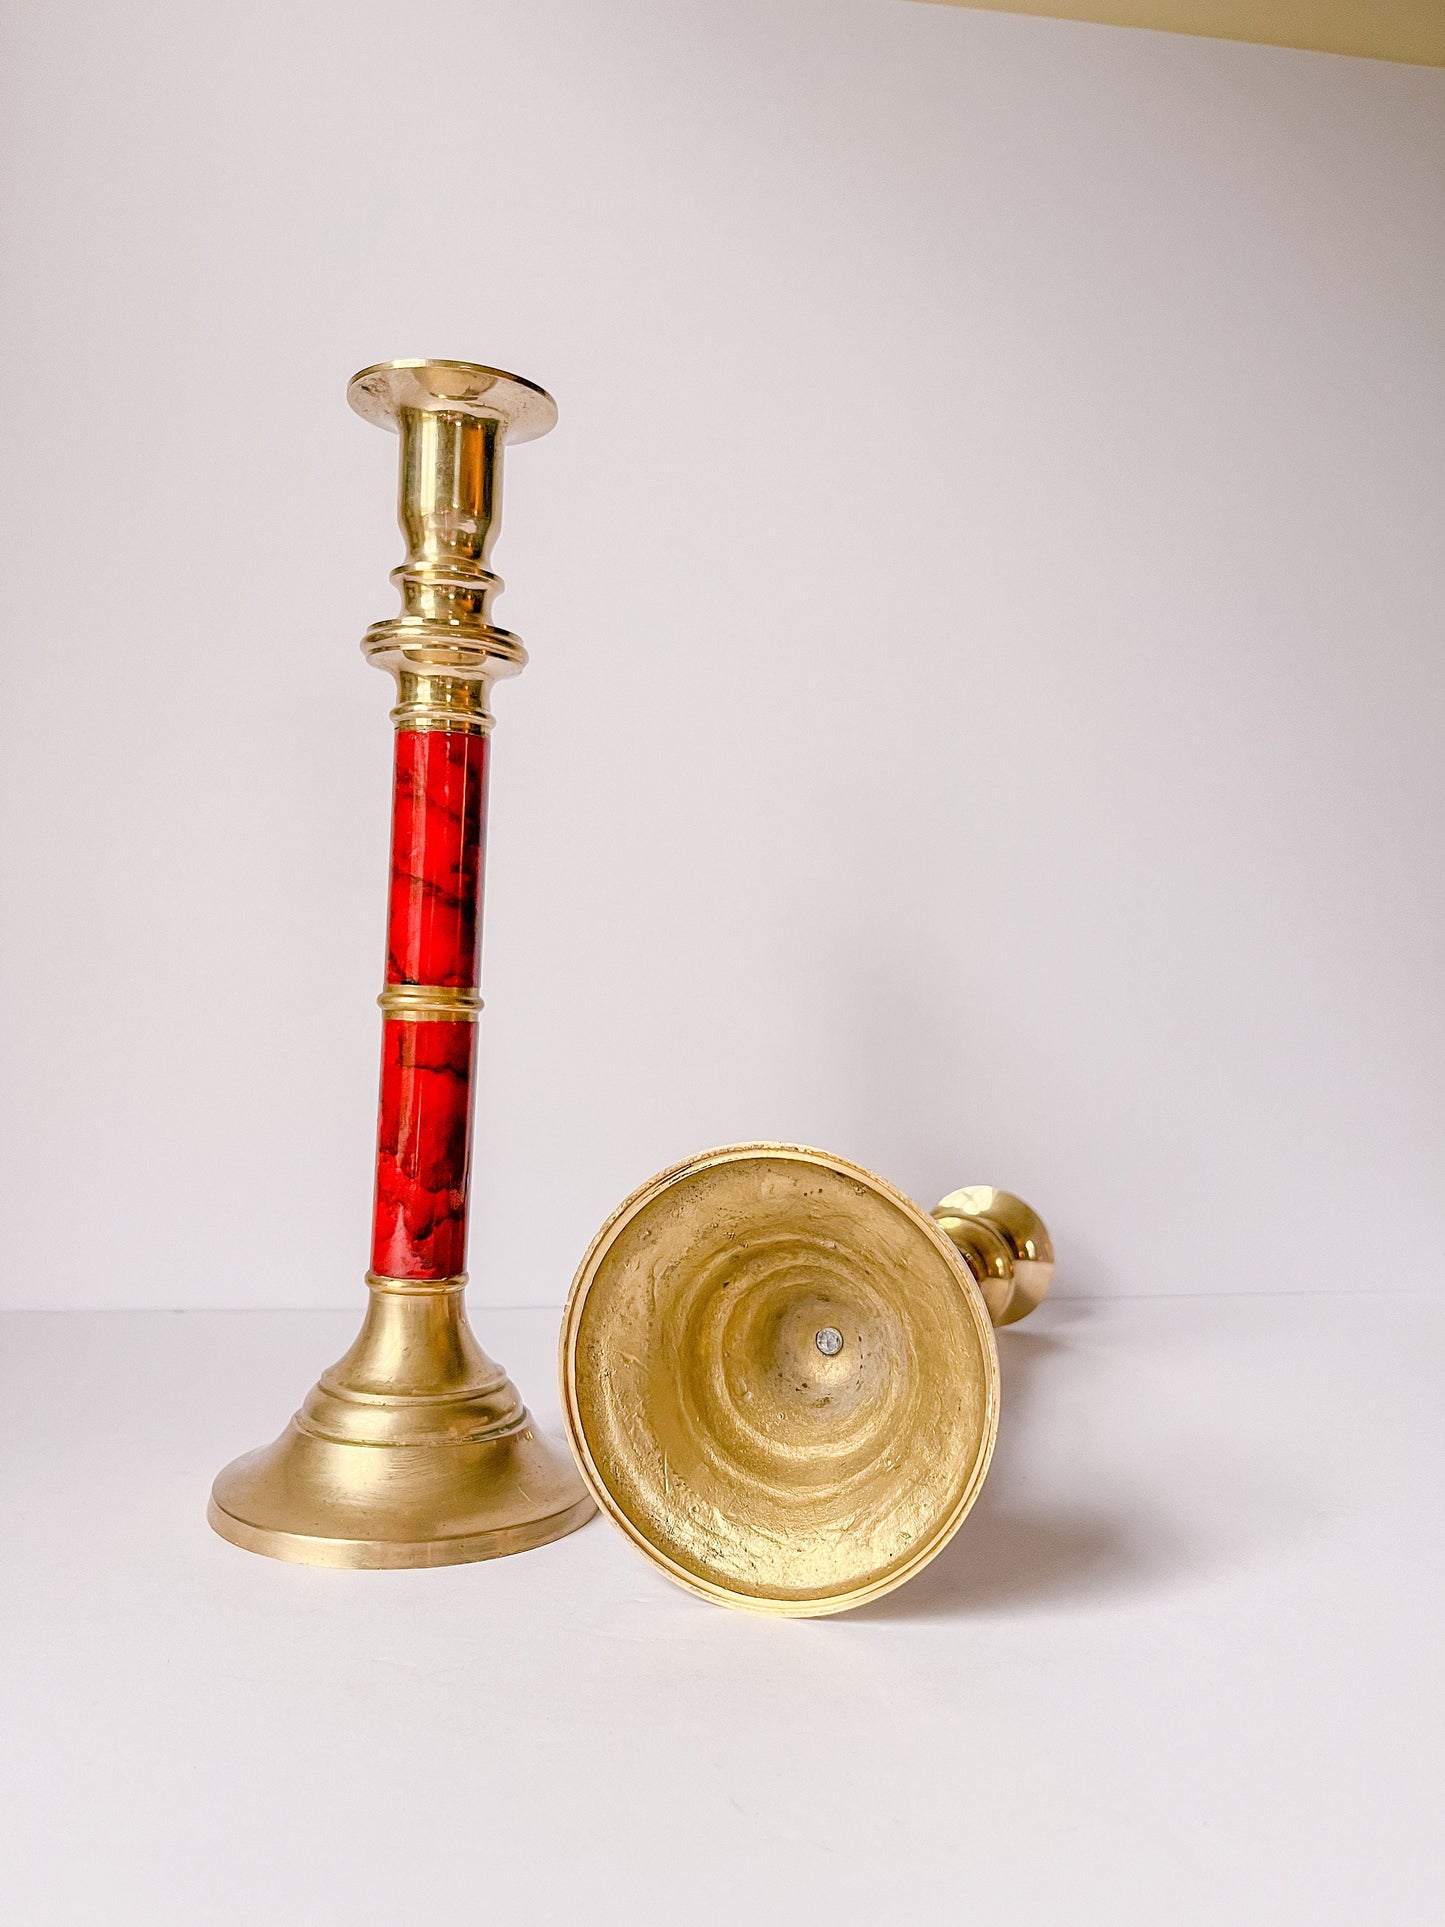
[386,667,498,735]
[391,701,494,735]
[364,1271,468,1297]
[377,984,483,1022]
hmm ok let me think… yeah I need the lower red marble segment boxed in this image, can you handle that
[371,1019,477,1280]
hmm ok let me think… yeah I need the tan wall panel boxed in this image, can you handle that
[907,2,1445,66]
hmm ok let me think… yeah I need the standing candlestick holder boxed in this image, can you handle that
[209,359,593,1568]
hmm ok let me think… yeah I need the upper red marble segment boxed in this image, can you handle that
[384,730,489,988]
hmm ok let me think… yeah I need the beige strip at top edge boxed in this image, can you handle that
[903,1,1445,68]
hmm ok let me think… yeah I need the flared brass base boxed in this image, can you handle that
[210,1273,593,1569]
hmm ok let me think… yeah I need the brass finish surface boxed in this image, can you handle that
[209,359,592,1569]
[377,983,484,1022]
[348,357,557,724]
[210,1274,592,1568]
[909,0,1445,67]
[348,359,558,443]
[932,1185,1054,1325]
[561,1145,1057,1616]
[391,670,494,735]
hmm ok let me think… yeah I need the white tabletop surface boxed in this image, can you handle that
[0,1293,1439,1925]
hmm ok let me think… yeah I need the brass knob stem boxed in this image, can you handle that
[931,1186,1055,1327]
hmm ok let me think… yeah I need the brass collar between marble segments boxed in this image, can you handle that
[377,984,484,1022]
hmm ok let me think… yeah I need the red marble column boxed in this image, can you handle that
[371,729,490,1280]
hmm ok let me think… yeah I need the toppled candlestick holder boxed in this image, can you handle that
[560,1145,1053,1615]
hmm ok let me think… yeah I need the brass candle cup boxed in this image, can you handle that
[560,1145,1053,1616]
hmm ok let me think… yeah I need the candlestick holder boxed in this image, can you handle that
[209,359,594,1568]
[560,1145,1053,1615]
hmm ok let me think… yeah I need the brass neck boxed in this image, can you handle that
[347,358,558,727]
[392,406,504,634]
[390,669,494,734]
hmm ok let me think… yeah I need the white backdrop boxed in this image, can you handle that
[1,0,1441,1310]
